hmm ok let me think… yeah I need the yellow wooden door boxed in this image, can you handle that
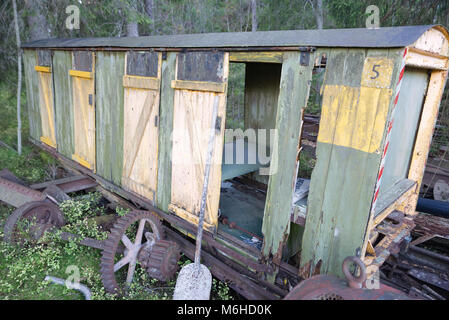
[122,52,162,202]
[168,52,229,233]
[35,65,56,148]
[69,52,96,171]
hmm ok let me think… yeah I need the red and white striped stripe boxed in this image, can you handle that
[371,48,408,213]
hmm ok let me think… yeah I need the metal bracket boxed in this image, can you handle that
[299,47,316,67]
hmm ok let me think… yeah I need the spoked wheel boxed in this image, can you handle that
[100,210,179,295]
[3,200,65,245]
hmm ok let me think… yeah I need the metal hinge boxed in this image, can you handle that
[154,115,159,127]
[88,94,93,106]
[215,116,222,132]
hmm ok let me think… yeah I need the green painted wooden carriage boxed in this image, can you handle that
[22,25,449,298]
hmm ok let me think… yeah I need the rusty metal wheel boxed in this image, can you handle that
[100,210,167,295]
[3,200,65,245]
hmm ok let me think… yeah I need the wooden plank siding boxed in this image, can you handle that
[261,51,315,266]
[156,52,177,211]
[300,48,402,278]
[53,51,74,158]
[169,52,229,232]
[95,52,125,185]
[23,50,42,142]
[122,52,161,202]
[70,52,96,171]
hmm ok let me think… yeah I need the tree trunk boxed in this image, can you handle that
[145,0,155,34]
[23,0,50,40]
[251,0,258,32]
[13,0,22,155]
[315,0,324,29]
[126,23,139,37]
[126,0,139,37]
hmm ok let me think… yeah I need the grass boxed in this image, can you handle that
[0,79,235,300]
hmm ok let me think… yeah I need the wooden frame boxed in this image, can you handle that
[121,51,162,202]
[70,51,96,171]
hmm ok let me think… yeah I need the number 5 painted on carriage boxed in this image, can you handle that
[362,57,394,89]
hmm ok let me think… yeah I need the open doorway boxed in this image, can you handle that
[218,61,281,250]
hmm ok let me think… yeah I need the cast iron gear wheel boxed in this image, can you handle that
[100,210,165,295]
[143,239,180,282]
[3,200,65,245]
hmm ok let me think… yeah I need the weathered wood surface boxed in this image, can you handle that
[23,50,42,142]
[53,51,74,158]
[244,63,281,185]
[300,48,401,278]
[379,69,429,199]
[169,52,229,232]
[229,51,283,64]
[401,70,449,215]
[126,51,159,77]
[36,67,56,148]
[95,51,125,185]
[71,65,96,170]
[261,51,315,265]
[156,52,177,212]
[122,52,161,202]
[177,51,225,83]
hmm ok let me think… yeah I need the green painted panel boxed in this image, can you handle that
[261,52,315,263]
[95,52,125,186]
[23,50,42,141]
[156,52,177,211]
[53,51,74,158]
[300,48,404,278]
[379,68,429,198]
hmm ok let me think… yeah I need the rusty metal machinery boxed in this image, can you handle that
[3,200,65,245]
[285,256,412,300]
[100,210,180,294]
[0,172,181,295]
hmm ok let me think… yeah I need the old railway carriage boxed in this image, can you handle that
[21,25,449,299]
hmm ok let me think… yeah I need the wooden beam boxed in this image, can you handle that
[171,79,226,93]
[35,66,51,73]
[123,75,160,90]
[406,48,448,70]
[229,51,283,64]
[69,69,93,79]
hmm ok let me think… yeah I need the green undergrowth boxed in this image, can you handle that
[0,191,234,300]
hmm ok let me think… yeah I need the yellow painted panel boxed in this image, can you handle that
[122,87,160,201]
[37,71,56,148]
[229,51,283,63]
[72,76,96,171]
[72,153,94,170]
[123,75,160,90]
[69,69,93,79]
[169,52,229,231]
[318,85,392,153]
[40,136,56,148]
[35,66,51,73]
[171,80,226,93]
[361,57,394,89]
[168,204,216,232]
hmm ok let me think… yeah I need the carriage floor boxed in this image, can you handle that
[218,179,265,250]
